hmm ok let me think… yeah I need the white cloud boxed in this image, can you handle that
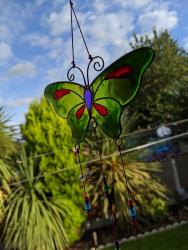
[0,1,31,39]
[7,62,37,77]
[46,37,65,61]
[115,0,152,8]
[22,33,65,63]
[35,0,47,5]
[93,0,109,13]
[85,11,134,51]
[45,3,70,36]
[138,8,178,32]
[0,41,13,60]
[5,97,33,107]
[46,67,65,82]
[23,33,50,48]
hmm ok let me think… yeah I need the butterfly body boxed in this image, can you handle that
[45,47,154,143]
[84,88,92,112]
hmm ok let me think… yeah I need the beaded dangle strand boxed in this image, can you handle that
[116,138,141,250]
[74,144,97,250]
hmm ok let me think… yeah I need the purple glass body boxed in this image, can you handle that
[84,88,92,111]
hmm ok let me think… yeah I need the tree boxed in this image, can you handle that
[124,30,188,132]
[21,98,85,244]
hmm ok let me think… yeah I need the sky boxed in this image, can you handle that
[0,0,188,126]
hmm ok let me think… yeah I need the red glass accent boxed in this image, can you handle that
[54,89,70,100]
[85,196,89,202]
[94,103,108,117]
[131,219,137,227]
[76,104,85,120]
[105,65,132,80]
[128,200,134,206]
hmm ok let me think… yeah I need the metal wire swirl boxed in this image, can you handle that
[68,1,105,87]
[67,65,87,86]
[87,56,105,86]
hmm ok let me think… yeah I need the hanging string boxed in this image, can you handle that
[69,0,75,67]
[74,144,87,195]
[115,138,142,250]
[91,119,120,249]
[69,0,92,62]
[116,139,131,202]
[91,120,110,202]
[74,144,97,250]
[91,119,104,175]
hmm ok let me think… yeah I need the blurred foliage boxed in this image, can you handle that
[21,98,85,244]
[85,132,168,227]
[2,147,70,250]
[0,107,16,224]
[0,160,13,224]
[0,107,15,158]
[124,29,188,132]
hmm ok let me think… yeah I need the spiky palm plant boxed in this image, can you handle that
[0,106,16,224]
[0,160,14,224]
[2,147,70,250]
[0,107,15,158]
[85,136,168,227]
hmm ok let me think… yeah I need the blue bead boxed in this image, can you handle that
[84,201,92,212]
[128,207,136,218]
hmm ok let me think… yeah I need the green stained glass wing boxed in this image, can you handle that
[92,98,122,139]
[44,81,84,118]
[92,47,154,106]
[67,103,90,143]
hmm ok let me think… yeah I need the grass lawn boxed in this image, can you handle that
[104,224,188,250]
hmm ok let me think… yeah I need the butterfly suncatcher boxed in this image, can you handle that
[44,1,155,249]
[45,47,154,143]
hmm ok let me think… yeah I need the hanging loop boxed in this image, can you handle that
[115,138,122,147]
[74,143,80,155]
[74,143,80,151]
[90,118,98,129]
